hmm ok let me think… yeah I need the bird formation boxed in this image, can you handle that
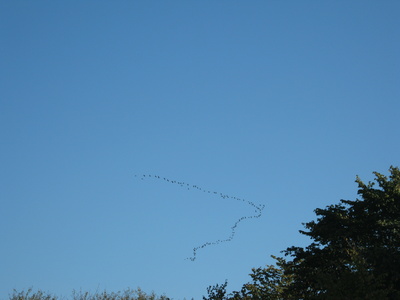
[134,174,265,261]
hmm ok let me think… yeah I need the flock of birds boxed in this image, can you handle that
[135,174,265,261]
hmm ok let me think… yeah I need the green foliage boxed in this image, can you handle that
[202,281,228,300]
[229,256,295,300]
[203,166,400,300]
[283,166,400,299]
[9,288,170,300]
[202,258,295,300]
[9,289,57,300]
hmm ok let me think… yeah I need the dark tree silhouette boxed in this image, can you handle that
[204,166,400,300]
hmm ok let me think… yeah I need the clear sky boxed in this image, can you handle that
[1,1,399,299]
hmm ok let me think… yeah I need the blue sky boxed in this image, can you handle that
[1,1,399,299]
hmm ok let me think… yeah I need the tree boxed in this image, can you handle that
[203,166,400,300]
[283,166,400,299]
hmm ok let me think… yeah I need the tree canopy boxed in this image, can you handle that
[9,288,171,300]
[204,166,400,300]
